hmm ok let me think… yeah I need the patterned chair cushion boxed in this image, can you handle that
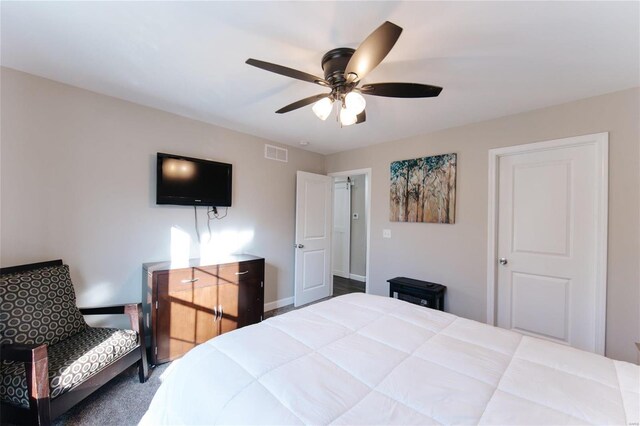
[0,327,139,408]
[0,264,87,346]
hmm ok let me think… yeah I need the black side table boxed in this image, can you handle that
[388,277,446,311]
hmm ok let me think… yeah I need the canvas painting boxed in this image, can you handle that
[390,153,457,223]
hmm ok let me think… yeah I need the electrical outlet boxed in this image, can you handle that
[383,229,391,238]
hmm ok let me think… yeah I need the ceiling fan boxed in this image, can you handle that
[246,21,442,127]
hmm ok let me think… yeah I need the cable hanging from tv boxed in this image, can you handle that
[209,206,228,220]
[194,205,201,243]
[194,206,229,244]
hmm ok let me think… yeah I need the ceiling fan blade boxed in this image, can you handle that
[356,110,366,124]
[276,93,330,114]
[360,82,443,98]
[246,59,329,87]
[344,21,403,83]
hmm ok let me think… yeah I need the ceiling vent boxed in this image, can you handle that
[265,144,288,163]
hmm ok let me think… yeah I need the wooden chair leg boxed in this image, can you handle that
[138,348,149,383]
[125,303,149,382]
[24,345,51,426]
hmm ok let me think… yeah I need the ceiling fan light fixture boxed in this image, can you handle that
[345,92,366,115]
[312,97,333,121]
[339,106,357,126]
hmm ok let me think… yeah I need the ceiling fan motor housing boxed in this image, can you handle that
[321,48,355,92]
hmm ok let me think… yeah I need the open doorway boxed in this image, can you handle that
[330,170,370,297]
[268,168,370,318]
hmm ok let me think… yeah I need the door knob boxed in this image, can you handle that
[499,258,508,265]
[295,244,304,249]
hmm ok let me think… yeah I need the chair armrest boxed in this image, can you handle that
[0,342,50,417]
[0,343,48,362]
[79,303,145,343]
[124,303,144,337]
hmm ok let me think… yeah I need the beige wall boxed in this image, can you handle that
[326,88,640,363]
[2,68,638,363]
[0,68,325,313]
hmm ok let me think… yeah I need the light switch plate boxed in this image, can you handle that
[383,229,391,238]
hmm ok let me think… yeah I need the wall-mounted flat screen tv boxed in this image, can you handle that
[156,152,232,206]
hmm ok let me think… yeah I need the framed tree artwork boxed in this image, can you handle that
[390,153,457,223]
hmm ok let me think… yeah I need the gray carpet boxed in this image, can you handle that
[53,362,169,426]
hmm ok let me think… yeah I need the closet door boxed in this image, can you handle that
[492,133,608,354]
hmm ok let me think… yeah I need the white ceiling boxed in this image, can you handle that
[2,2,638,154]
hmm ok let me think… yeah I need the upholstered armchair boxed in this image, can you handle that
[0,260,148,425]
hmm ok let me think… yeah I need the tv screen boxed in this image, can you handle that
[156,153,232,207]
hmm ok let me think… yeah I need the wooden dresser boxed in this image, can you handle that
[142,255,264,365]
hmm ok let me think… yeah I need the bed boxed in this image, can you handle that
[141,293,639,425]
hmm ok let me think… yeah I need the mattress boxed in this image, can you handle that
[140,293,639,425]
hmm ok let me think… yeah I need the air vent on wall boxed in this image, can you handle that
[265,144,288,163]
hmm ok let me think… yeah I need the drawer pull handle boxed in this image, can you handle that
[218,304,223,321]
[213,306,217,321]
[235,271,249,275]
[181,278,199,284]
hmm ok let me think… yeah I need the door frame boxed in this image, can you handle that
[332,178,351,279]
[328,168,372,294]
[486,133,608,354]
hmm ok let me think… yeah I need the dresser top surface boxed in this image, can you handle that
[143,254,263,272]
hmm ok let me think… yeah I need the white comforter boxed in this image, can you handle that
[141,293,639,425]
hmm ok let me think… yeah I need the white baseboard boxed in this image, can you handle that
[349,274,366,282]
[264,296,294,312]
[333,271,350,279]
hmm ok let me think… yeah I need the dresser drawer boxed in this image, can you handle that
[157,269,198,293]
[197,260,261,284]
[159,267,238,293]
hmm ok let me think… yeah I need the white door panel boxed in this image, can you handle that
[494,134,607,353]
[302,249,326,290]
[510,272,570,342]
[303,180,329,239]
[295,171,332,307]
[511,161,572,256]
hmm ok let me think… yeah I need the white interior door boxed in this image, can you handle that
[494,134,607,353]
[332,180,351,279]
[294,171,333,307]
